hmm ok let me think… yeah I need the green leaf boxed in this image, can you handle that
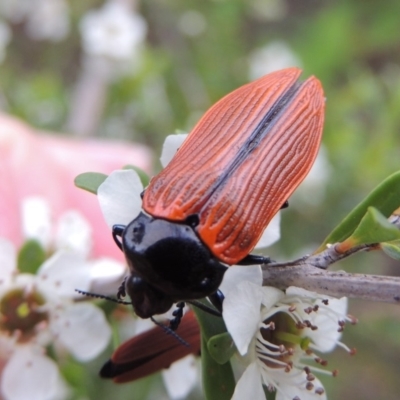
[123,165,150,187]
[317,171,400,252]
[192,302,235,400]
[348,207,400,246]
[207,332,236,365]
[17,239,46,274]
[381,241,400,260]
[74,172,108,194]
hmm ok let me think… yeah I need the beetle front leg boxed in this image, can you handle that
[170,302,185,331]
[237,254,271,265]
[112,224,126,251]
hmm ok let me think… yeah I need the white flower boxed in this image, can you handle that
[25,0,70,42]
[0,0,70,42]
[221,266,355,400]
[178,10,207,37]
[1,343,69,400]
[249,0,287,21]
[21,196,126,290]
[80,1,147,61]
[0,199,126,400]
[249,41,302,80]
[0,0,32,23]
[21,196,92,257]
[98,133,280,249]
[0,239,112,400]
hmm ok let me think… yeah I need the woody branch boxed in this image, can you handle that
[262,213,400,303]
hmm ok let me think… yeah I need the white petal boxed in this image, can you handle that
[55,210,92,257]
[309,297,348,353]
[97,169,143,229]
[219,265,262,297]
[276,374,327,400]
[37,251,91,298]
[1,345,67,400]
[286,286,321,299]
[132,318,154,336]
[0,335,15,359]
[160,134,188,167]
[89,258,127,294]
[13,273,36,291]
[223,281,263,355]
[261,286,285,310]
[0,238,16,284]
[286,287,348,352]
[162,355,198,399]
[232,362,265,400]
[255,212,281,248]
[51,302,111,361]
[21,197,52,249]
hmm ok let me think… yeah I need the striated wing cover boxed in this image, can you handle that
[143,68,324,264]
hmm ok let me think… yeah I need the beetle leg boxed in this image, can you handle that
[280,200,289,209]
[112,224,126,251]
[170,301,185,331]
[117,276,127,299]
[186,298,222,316]
[237,254,271,265]
[208,290,224,313]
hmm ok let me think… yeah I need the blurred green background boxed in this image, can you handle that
[1,0,400,399]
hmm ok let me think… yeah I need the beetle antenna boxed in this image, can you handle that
[75,289,131,305]
[150,317,189,347]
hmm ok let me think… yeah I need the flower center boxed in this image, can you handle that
[0,287,48,341]
[259,311,306,368]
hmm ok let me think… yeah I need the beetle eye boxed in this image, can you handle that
[132,222,145,242]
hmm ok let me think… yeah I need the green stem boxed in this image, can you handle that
[192,301,235,400]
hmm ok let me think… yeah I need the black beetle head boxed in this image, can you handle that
[116,212,227,317]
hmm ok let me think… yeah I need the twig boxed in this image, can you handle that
[262,238,400,303]
[262,264,400,304]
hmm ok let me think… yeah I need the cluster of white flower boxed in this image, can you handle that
[0,197,125,400]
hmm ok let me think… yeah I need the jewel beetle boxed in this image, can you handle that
[113,67,325,323]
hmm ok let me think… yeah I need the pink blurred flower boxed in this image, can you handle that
[0,113,153,261]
